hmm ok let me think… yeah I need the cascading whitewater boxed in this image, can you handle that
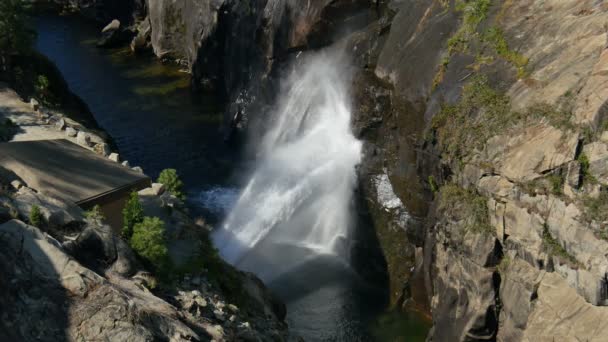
[212,51,362,280]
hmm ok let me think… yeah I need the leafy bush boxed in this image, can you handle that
[130,216,171,275]
[157,168,185,200]
[85,204,105,223]
[0,0,35,55]
[29,204,43,227]
[122,191,144,239]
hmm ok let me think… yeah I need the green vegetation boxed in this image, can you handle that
[542,224,579,265]
[582,190,608,224]
[157,168,185,200]
[122,191,144,239]
[438,183,493,235]
[547,173,564,195]
[431,75,513,161]
[29,204,43,227]
[176,231,245,302]
[431,76,578,162]
[85,205,105,223]
[577,153,596,185]
[0,0,35,56]
[497,255,511,275]
[433,0,529,89]
[428,175,439,194]
[130,217,172,277]
[482,27,528,78]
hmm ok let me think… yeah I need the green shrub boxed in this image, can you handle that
[583,190,608,224]
[157,168,185,200]
[0,0,35,55]
[130,216,171,275]
[85,204,105,223]
[428,175,439,194]
[29,204,43,227]
[122,191,144,239]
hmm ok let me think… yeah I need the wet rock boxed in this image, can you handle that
[97,19,134,48]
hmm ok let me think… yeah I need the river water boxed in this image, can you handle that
[35,14,429,341]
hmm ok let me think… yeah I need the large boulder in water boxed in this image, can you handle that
[97,19,135,48]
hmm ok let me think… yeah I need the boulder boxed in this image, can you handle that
[29,98,39,111]
[55,118,66,130]
[97,19,134,48]
[76,131,92,147]
[108,153,120,162]
[66,126,78,137]
[101,19,120,33]
[121,160,130,168]
[132,166,144,174]
[62,222,139,277]
[10,180,23,190]
[94,143,111,157]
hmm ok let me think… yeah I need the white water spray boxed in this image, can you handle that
[212,51,362,279]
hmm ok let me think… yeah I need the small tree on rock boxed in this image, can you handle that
[130,216,171,276]
[157,168,185,200]
[122,191,143,239]
[29,204,43,227]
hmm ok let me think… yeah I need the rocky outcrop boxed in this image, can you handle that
[0,219,198,341]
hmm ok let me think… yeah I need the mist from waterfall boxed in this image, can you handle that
[212,51,362,281]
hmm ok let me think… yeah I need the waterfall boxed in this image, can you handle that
[212,50,362,281]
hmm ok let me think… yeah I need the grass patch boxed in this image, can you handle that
[582,189,608,223]
[497,255,511,275]
[431,75,514,161]
[438,183,493,235]
[578,153,597,185]
[542,224,579,266]
[482,27,529,78]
